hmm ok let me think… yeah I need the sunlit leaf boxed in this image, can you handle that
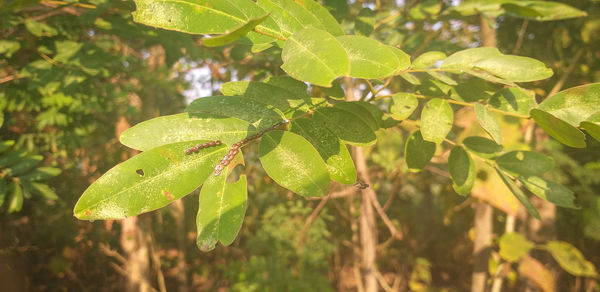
[389,93,419,121]
[389,47,412,75]
[518,176,577,209]
[496,168,540,219]
[257,0,324,36]
[290,118,356,184]
[441,47,502,69]
[405,131,436,172]
[337,35,399,79]
[474,104,502,144]
[204,13,270,47]
[120,113,256,151]
[537,83,600,127]
[7,181,23,213]
[221,81,309,115]
[18,167,61,182]
[74,141,227,220]
[259,130,330,197]
[496,150,554,177]
[421,98,453,143]
[499,232,533,262]
[281,28,349,87]
[545,241,597,277]
[489,87,536,116]
[412,51,446,70]
[0,140,14,154]
[448,146,476,196]
[313,107,376,146]
[530,109,586,148]
[301,0,344,36]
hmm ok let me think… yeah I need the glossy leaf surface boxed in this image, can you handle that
[259,130,330,197]
[74,141,226,220]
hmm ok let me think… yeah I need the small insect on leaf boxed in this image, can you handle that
[136,169,144,177]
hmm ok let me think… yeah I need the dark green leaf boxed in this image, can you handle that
[496,150,554,176]
[281,28,349,87]
[290,118,356,184]
[313,107,376,146]
[323,0,348,22]
[499,232,534,262]
[18,167,61,182]
[25,182,59,200]
[120,113,256,151]
[334,102,379,131]
[7,181,23,213]
[0,150,27,168]
[530,109,586,148]
[496,168,541,220]
[0,140,15,154]
[474,104,502,144]
[221,81,309,115]
[7,155,43,176]
[355,8,374,36]
[421,98,453,144]
[448,146,476,196]
[74,141,227,220]
[405,131,436,172]
[545,241,597,277]
[489,87,536,116]
[463,136,503,159]
[389,93,418,120]
[518,176,577,209]
[259,130,330,197]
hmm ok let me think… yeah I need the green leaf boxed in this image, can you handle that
[0,40,21,57]
[319,81,345,100]
[259,130,330,197]
[290,118,356,184]
[221,81,309,115]
[537,83,600,127]
[474,104,502,144]
[462,68,517,86]
[499,232,534,262]
[7,181,23,213]
[18,167,61,182]
[334,102,379,131]
[204,13,270,47]
[313,107,376,146]
[354,101,385,127]
[389,93,419,120]
[530,109,586,148]
[463,136,503,159]
[509,1,587,21]
[120,113,256,151]
[25,19,57,37]
[448,146,476,196]
[412,51,447,70]
[281,28,348,87]
[74,141,227,220]
[426,70,457,86]
[0,140,15,154]
[489,87,536,116]
[0,149,27,168]
[545,241,597,277]
[405,131,436,172]
[265,76,310,99]
[323,0,348,22]
[518,176,577,209]
[581,113,600,142]
[25,182,59,200]
[421,98,454,144]
[496,168,541,220]
[389,47,412,75]
[441,47,502,69]
[472,55,553,82]
[197,166,247,251]
[257,0,324,36]
[337,35,399,79]
[301,0,344,36]
[450,79,497,102]
[496,150,554,177]
[0,180,7,208]
[186,95,285,131]
[7,155,43,176]
[400,72,421,85]
[53,41,84,63]
[355,7,374,36]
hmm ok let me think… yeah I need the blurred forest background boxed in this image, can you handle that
[1,0,599,291]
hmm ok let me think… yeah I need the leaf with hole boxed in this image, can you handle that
[389,93,418,120]
[74,141,226,220]
[259,130,330,197]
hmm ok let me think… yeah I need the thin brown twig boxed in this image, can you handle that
[375,270,395,292]
[99,243,127,265]
[307,187,356,200]
[547,48,585,97]
[0,75,19,84]
[367,190,402,239]
[512,20,529,55]
[297,195,330,245]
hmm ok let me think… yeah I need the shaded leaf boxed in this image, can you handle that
[0,140,14,154]
[530,109,586,148]
[518,176,577,209]
[259,130,330,197]
[25,182,59,200]
[334,102,379,131]
[290,118,356,184]
[313,107,376,146]
[426,70,457,86]
[323,0,348,22]
[421,98,454,144]
[489,87,536,116]
[337,35,399,79]
[474,104,502,144]
[463,136,503,159]
[221,81,309,114]
[496,150,554,177]
[7,155,43,176]
[120,113,256,151]
[18,167,61,182]
[0,149,27,168]
[389,93,418,120]
[545,241,597,277]
[448,146,476,196]
[281,28,349,87]
[499,232,534,262]
[74,141,227,220]
[496,168,541,219]
[7,181,23,213]
[405,131,436,172]
[355,7,374,36]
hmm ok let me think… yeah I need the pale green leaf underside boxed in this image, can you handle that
[120,113,256,151]
[530,109,586,148]
[259,130,330,197]
[281,27,349,87]
[203,13,269,47]
[448,146,475,196]
[472,55,553,82]
[474,103,502,144]
[74,141,226,220]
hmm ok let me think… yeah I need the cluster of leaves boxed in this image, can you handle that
[72,0,600,259]
[0,139,61,213]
